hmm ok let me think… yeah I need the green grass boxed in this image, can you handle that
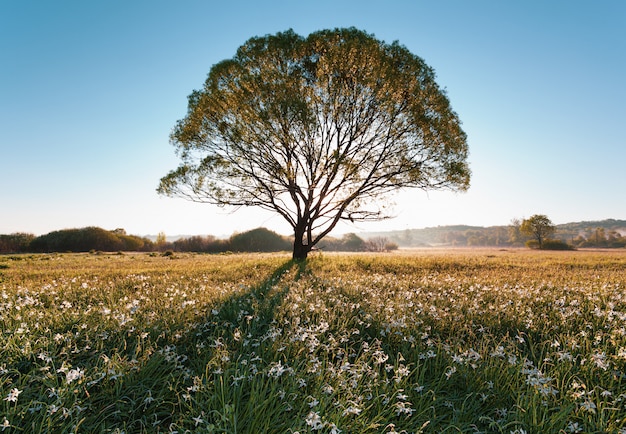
[1,249,625,433]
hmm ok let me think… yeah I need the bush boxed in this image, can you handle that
[118,234,151,251]
[364,236,398,252]
[172,235,229,253]
[229,228,291,252]
[385,241,399,251]
[318,233,366,252]
[542,239,575,250]
[0,233,35,253]
[525,239,574,250]
[29,227,154,253]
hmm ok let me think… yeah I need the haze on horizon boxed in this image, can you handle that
[1,1,624,237]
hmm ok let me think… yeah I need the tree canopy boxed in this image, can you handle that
[159,28,470,259]
[520,215,556,249]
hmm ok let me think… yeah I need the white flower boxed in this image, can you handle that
[342,405,362,416]
[372,349,389,365]
[328,422,341,434]
[491,346,505,358]
[4,388,22,403]
[566,421,583,433]
[66,368,84,384]
[305,411,324,430]
[395,364,410,380]
[591,352,609,370]
[579,399,596,414]
[322,384,334,395]
[1,417,10,431]
[445,366,457,380]
[268,361,287,378]
[395,400,414,416]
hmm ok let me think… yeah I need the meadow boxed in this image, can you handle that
[1,249,625,433]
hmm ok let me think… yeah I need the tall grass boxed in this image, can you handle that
[0,250,625,433]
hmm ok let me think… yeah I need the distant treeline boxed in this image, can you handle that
[3,219,624,254]
[366,219,626,248]
[169,230,397,254]
[0,227,153,254]
[0,227,396,254]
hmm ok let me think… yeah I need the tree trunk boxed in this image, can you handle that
[292,241,310,260]
[292,224,311,260]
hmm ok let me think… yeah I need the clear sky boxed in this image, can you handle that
[2,0,625,238]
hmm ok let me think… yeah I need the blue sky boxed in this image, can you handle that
[1,0,624,237]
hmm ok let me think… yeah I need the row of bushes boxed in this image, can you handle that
[169,229,397,253]
[1,227,154,253]
[0,233,35,253]
[169,228,292,253]
[1,227,398,254]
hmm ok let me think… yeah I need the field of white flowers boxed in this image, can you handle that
[1,249,625,433]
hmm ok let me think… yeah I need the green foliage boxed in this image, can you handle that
[159,28,470,259]
[526,239,574,250]
[520,215,556,249]
[541,239,575,250]
[526,239,540,249]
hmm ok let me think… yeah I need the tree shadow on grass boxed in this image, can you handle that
[213,258,306,338]
[73,257,309,433]
[175,258,312,432]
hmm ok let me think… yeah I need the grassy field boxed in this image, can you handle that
[1,249,625,433]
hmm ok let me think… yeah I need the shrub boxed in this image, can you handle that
[118,234,150,251]
[0,233,35,253]
[385,241,399,251]
[542,239,575,250]
[526,239,574,250]
[172,235,229,253]
[229,228,291,252]
[318,233,368,252]
[29,227,153,253]
[364,236,398,252]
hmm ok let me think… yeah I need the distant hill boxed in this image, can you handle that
[555,219,626,236]
[358,219,626,248]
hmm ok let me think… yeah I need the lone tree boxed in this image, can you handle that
[520,214,556,249]
[158,28,470,259]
